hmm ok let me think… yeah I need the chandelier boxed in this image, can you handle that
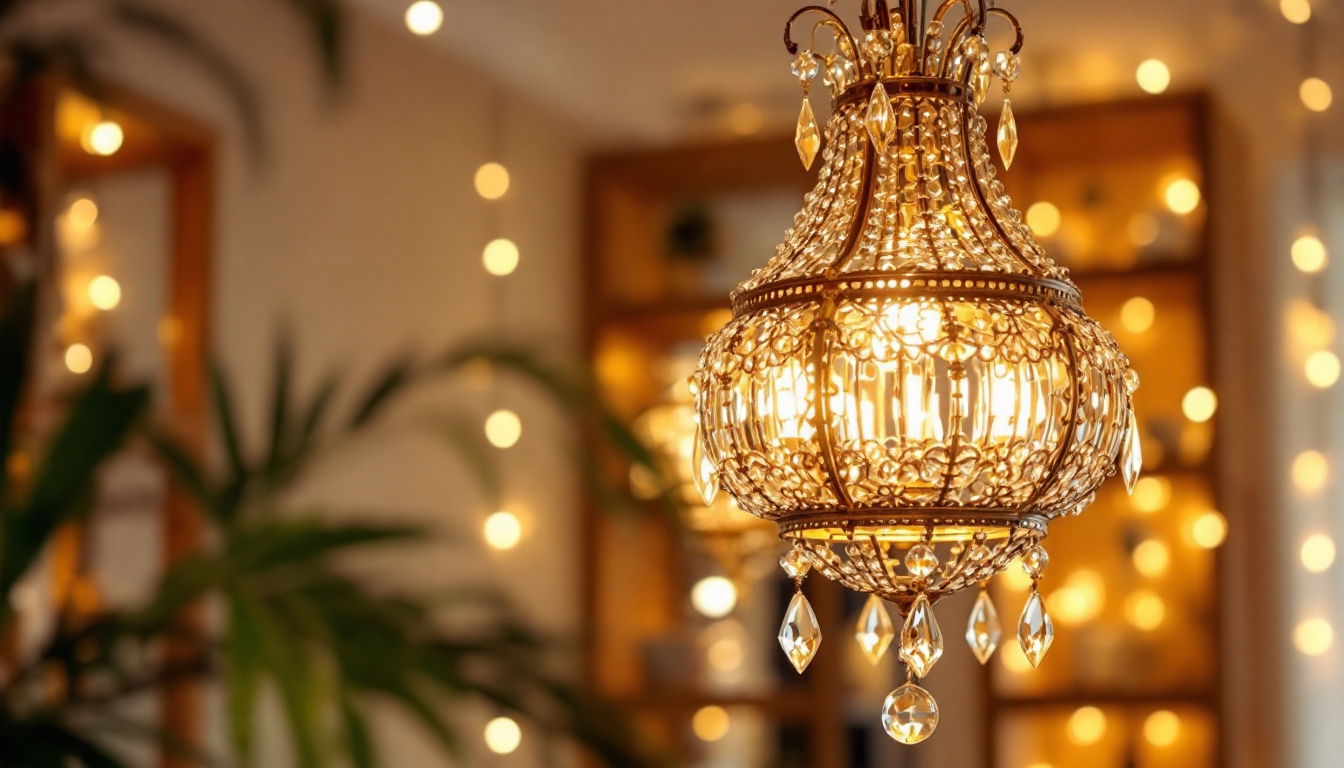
[690,0,1140,744]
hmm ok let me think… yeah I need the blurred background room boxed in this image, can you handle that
[0,1,1338,768]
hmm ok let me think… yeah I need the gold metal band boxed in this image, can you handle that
[731,270,1083,316]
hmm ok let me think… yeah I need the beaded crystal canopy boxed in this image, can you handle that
[689,0,1140,744]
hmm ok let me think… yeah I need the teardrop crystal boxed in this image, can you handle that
[865,82,896,155]
[898,594,943,679]
[778,591,822,673]
[856,595,895,664]
[997,98,1018,169]
[965,590,1002,664]
[1017,590,1054,668]
[692,428,719,507]
[795,98,821,170]
[1122,410,1143,493]
[881,683,939,744]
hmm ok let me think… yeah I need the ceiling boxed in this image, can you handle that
[350,0,1268,148]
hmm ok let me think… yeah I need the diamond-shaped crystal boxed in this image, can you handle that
[997,98,1018,169]
[1122,410,1143,493]
[905,544,938,579]
[791,51,820,82]
[856,595,895,664]
[1018,590,1054,668]
[881,683,939,744]
[780,547,811,579]
[865,83,896,154]
[993,50,1020,83]
[778,592,822,673]
[795,98,821,170]
[1022,545,1049,576]
[692,428,718,507]
[898,594,943,679]
[965,590,1002,664]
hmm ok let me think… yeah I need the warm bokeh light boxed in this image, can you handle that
[1001,559,1034,592]
[1144,710,1182,747]
[1163,178,1201,215]
[82,120,124,156]
[1281,0,1313,23]
[1120,296,1155,334]
[729,103,765,136]
[1189,510,1228,549]
[68,198,99,231]
[707,637,744,671]
[88,275,122,310]
[1127,213,1160,247]
[475,162,511,200]
[0,208,25,246]
[1048,569,1105,626]
[1300,77,1333,112]
[1293,450,1329,493]
[1301,534,1336,573]
[404,1,444,35]
[65,344,93,374]
[1125,590,1167,631]
[483,238,520,276]
[1000,636,1034,673]
[1294,618,1334,656]
[483,511,522,550]
[483,716,522,754]
[1292,234,1328,273]
[1181,386,1217,422]
[692,705,731,742]
[1131,476,1172,514]
[485,409,522,448]
[1026,202,1061,237]
[1136,59,1171,94]
[1306,350,1341,388]
[691,576,738,619]
[1067,706,1107,746]
[1133,539,1171,578]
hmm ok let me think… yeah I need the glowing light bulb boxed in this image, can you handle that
[1293,235,1328,273]
[1189,510,1227,549]
[1306,351,1340,388]
[1132,539,1171,578]
[1181,386,1217,422]
[82,120,124,156]
[65,344,93,374]
[1301,78,1333,112]
[485,409,522,448]
[1124,590,1166,631]
[475,162,510,200]
[1294,618,1334,656]
[1136,59,1171,94]
[1164,178,1201,215]
[1281,0,1312,23]
[483,717,522,754]
[1026,202,1061,237]
[692,705,731,742]
[404,1,443,35]
[1067,706,1107,746]
[88,275,121,310]
[691,576,737,619]
[1144,710,1181,747]
[1120,297,1155,334]
[483,238,520,276]
[483,511,522,550]
[1293,450,1329,493]
[1301,534,1336,573]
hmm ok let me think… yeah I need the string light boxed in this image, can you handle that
[1136,59,1171,94]
[483,717,522,754]
[1181,386,1217,422]
[404,1,443,35]
[81,120,124,156]
[1292,450,1329,493]
[64,344,93,374]
[1300,78,1333,113]
[1163,178,1201,215]
[1143,710,1182,747]
[1125,590,1167,631]
[483,238,520,276]
[1188,510,1228,549]
[691,576,738,619]
[1120,297,1155,334]
[1301,534,1336,573]
[475,162,511,200]
[485,409,522,448]
[1025,202,1061,237]
[1305,350,1340,388]
[1280,0,1312,24]
[1294,618,1334,656]
[1292,235,1328,273]
[1132,539,1171,578]
[692,706,731,742]
[88,275,122,310]
[1130,476,1172,514]
[1067,707,1107,746]
[483,511,522,550]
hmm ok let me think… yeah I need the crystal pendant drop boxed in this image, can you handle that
[865,83,896,154]
[1017,590,1054,668]
[795,98,821,170]
[856,595,895,664]
[965,590,1002,664]
[692,428,719,507]
[881,683,939,744]
[1122,409,1143,493]
[898,594,943,678]
[997,98,1018,169]
[780,546,812,579]
[778,591,822,673]
[993,50,1021,84]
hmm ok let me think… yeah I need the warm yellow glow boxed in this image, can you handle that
[404,0,444,35]
[1189,510,1228,549]
[1136,59,1171,94]
[1000,560,1034,592]
[483,238,520,276]
[1294,618,1334,656]
[1306,350,1341,388]
[1067,706,1107,746]
[1132,539,1171,578]
[1125,590,1166,631]
[1130,476,1171,514]
[88,275,122,310]
[1281,0,1313,23]
[1293,450,1329,493]
[1120,297,1155,334]
[707,637,744,671]
[65,344,93,374]
[1026,202,1061,237]
[1000,637,1034,673]
[483,716,522,754]
[1301,78,1333,112]
[0,208,24,246]
[475,162,511,200]
[1301,534,1336,573]
[1181,386,1217,423]
[1144,710,1181,747]
[1026,764,1054,768]
[1128,213,1159,247]
[483,511,522,550]
[1163,178,1201,215]
[692,705,731,742]
[1048,569,1105,626]
[485,409,522,448]
[1293,235,1329,273]
[729,103,765,136]
[691,576,738,619]
[81,120,124,156]
[68,198,99,231]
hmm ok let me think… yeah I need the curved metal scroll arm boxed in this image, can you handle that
[784,5,861,64]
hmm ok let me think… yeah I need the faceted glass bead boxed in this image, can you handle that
[898,594,943,679]
[795,98,821,170]
[692,428,719,507]
[780,546,812,579]
[905,544,939,579]
[1022,545,1049,576]
[791,51,820,83]
[1122,410,1143,493]
[997,99,1018,169]
[862,30,894,67]
[1018,590,1054,668]
[881,683,939,744]
[779,591,822,673]
[855,595,895,664]
[993,50,1021,83]
[823,54,855,90]
[865,83,896,154]
[965,590,1002,664]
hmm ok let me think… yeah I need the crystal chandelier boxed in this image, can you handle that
[690,0,1140,744]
